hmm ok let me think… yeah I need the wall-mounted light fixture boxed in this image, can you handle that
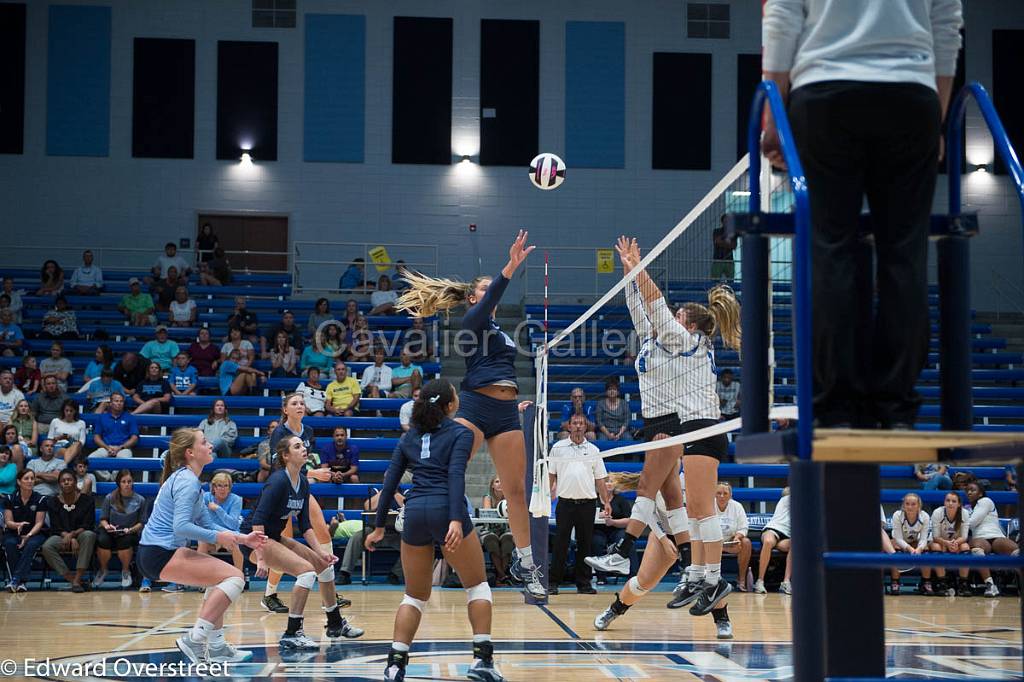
[967,163,991,173]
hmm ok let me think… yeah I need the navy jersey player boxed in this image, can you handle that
[366,379,503,682]
[396,230,543,599]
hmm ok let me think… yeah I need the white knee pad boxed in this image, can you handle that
[970,547,986,556]
[698,515,723,543]
[210,576,245,604]
[689,517,702,541]
[465,581,493,604]
[317,565,335,583]
[295,571,318,590]
[666,507,689,538]
[401,594,427,612]
[630,496,656,525]
[627,576,650,596]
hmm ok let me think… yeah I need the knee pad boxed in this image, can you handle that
[666,507,689,538]
[971,547,986,556]
[210,576,245,604]
[698,515,723,543]
[630,496,655,525]
[689,517,702,541]
[627,576,650,597]
[295,571,318,590]
[401,594,427,612]
[466,581,492,604]
[317,565,335,583]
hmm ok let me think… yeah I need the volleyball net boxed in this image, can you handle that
[529,155,798,518]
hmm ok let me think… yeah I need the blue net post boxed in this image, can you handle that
[522,404,549,605]
[740,233,771,435]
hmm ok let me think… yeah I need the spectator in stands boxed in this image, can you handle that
[131,361,171,415]
[2,425,28,469]
[3,468,47,592]
[326,360,360,416]
[196,223,219,263]
[952,470,977,491]
[219,348,265,396]
[338,485,405,585]
[40,296,79,340]
[37,259,65,296]
[399,386,420,432]
[716,482,752,591]
[15,355,40,395]
[711,215,737,281]
[965,481,1019,598]
[170,352,199,396]
[595,379,629,442]
[0,308,25,356]
[557,388,597,441]
[753,487,792,594]
[40,341,73,392]
[393,260,411,292]
[27,438,65,497]
[151,266,184,312]
[296,367,327,416]
[117,278,157,327]
[0,446,14,495]
[914,463,952,491]
[360,346,393,398]
[197,471,244,573]
[390,347,422,399]
[114,352,147,399]
[321,426,360,483]
[226,296,261,349]
[341,299,361,336]
[81,368,125,413]
[95,469,148,590]
[338,258,370,290]
[591,475,634,585]
[321,322,345,359]
[168,286,197,327]
[69,250,104,295]
[187,327,219,377]
[198,399,238,457]
[87,393,138,477]
[403,316,434,362]
[717,369,740,420]
[200,246,232,286]
[268,309,305,355]
[889,492,933,594]
[41,469,96,592]
[269,330,299,377]
[140,326,179,372]
[480,476,516,585]
[0,369,26,425]
[929,491,970,596]
[2,277,25,323]
[151,242,191,282]
[220,327,255,365]
[49,399,87,464]
[369,275,398,315]
[547,413,611,594]
[300,336,335,377]
[73,458,95,495]
[256,419,279,483]
[83,345,114,384]
[307,299,332,338]
[346,317,373,362]
[10,400,37,458]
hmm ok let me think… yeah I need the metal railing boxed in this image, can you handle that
[292,241,439,295]
[0,245,289,275]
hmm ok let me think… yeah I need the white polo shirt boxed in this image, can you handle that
[549,437,607,500]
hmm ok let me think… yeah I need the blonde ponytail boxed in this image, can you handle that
[609,471,641,491]
[396,270,483,318]
[161,428,202,483]
[707,284,741,351]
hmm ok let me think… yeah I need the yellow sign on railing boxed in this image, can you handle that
[368,246,392,273]
[596,249,615,274]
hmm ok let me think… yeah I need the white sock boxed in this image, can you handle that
[319,541,334,556]
[516,546,535,569]
[190,617,215,643]
[687,565,705,584]
[391,641,410,653]
[265,581,279,597]
[985,577,995,585]
[208,628,225,648]
[473,634,491,643]
[324,603,339,614]
[705,563,721,583]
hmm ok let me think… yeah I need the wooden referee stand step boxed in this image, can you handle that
[732,81,1024,682]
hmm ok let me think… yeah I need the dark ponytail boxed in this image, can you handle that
[411,379,456,433]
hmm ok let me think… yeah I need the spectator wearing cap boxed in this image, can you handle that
[140,326,179,372]
[79,368,125,413]
[68,250,104,295]
[117,278,156,327]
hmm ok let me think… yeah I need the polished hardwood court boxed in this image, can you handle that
[0,587,1020,680]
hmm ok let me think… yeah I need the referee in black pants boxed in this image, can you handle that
[762,0,962,428]
[548,414,612,595]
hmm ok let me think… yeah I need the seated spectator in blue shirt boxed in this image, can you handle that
[219,348,266,396]
[140,326,180,372]
[389,347,423,399]
[79,368,126,414]
[0,308,24,356]
[83,345,115,385]
[131,361,172,415]
[558,387,597,441]
[197,471,245,573]
[86,393,139,479]
[320,427,360,483]
[338,258,372,291]
[170,352,198,396]
[69,250,104,295]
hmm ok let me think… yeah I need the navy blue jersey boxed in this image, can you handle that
[457,273,518,391]
[246,468,311,540]
[375,419,473,527]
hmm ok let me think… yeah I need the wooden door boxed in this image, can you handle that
[196,214,288,272]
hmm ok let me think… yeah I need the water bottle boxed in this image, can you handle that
[746,567,754,590]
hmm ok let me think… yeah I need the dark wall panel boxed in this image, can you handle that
[736,54,761,161]
[133,38,195,159]
[565,21,625,168]
[992,30,1023,176]
[0,3,26,155]
[653,52,711,170]
[393,17,452,165]
[216,41,278,161]
[480,19,538,166]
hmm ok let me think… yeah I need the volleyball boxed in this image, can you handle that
[529,152,566,190]
[496,499,509,518]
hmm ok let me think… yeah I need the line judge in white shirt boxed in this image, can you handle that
[547,414,612,595]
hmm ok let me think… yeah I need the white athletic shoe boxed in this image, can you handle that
[584,552,630,576]
[520,565,547,600]
[983,582,1000,598]
[120,571,133,588]
[779,580,792,595]
[175,634,207,665]
[715,619,734,640]
[91,571,107,588]
[593,605,619,631]
[207,641,254,663]
[279,630,321,650]
[752,579,767,594]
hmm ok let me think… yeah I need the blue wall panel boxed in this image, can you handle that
[47,5,111,157]
[565,21,625,169]
[304,14,365,162]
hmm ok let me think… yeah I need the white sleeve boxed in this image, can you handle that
[929,0,963,77]
[733,501,749,536]
[625,280,651,338]
[649,297,701,353]
[591,445,608,479]
[69,268,81,287]
[47,421,57,439]
[917,514,931,549]
[968,498,995,531]
[360,370,371,389]
[930,508,942,536]
[95,267,104,287]
[762,0,806,73]
[891,512,909,550]
[958,510,969,540]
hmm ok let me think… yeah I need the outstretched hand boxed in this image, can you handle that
[615,236,640,271]
[507,230,536,271]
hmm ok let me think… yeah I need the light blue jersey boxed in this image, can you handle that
[140,467,220,550]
